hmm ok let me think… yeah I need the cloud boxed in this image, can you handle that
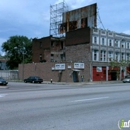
[123,30,130,35]
[0,0,130,46]
[0,0,50,40]
[0,0,50,26]
[55,0,94,10]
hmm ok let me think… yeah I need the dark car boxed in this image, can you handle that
[125,75,130,78]
[0,77,8,85]
[24,76,43,83]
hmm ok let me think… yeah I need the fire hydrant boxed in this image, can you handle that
[50,79,53,83]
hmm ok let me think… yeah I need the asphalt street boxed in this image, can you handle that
[0,82,130,130]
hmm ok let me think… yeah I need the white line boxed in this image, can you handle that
[0,94,7,98]
[71,97,109,102]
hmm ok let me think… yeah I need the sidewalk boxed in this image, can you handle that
[0,85,9,89]
[42,80,123,85]
[0,80,123,89]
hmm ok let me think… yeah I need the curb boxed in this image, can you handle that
[0,86,9,89]
[42,81,123,85]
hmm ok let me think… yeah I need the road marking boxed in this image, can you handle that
[71,97,109,102]
[0,94,7,98]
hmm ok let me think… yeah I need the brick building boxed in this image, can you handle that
[19,27,130,82]
[32,36,66,63]
[91,28,130,81]
[18,2,130,82]
[19,27,91,82]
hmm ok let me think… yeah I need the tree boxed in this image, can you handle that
[2,36,32,69]
[109,59,130,80]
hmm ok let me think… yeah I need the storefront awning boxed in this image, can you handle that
[72,69,80,72]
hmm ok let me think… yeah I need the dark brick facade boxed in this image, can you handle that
[66,27,90,46]
[32,36,65,63]
[32,36,51,63]
[66,44,90,62]
[19,28,92,82]
[19,62,90,82]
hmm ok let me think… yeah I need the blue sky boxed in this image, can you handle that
[0,0,130,54]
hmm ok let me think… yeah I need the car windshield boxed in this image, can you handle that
[28,76,41,79]
[0,77,5,81]
[35,76,40,79]
[124,77,130,79]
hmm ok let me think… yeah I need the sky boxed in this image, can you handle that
[0,0,130,54]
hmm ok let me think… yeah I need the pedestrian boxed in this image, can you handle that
[81,75,84,82]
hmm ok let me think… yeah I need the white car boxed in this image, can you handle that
[122,77,130,83]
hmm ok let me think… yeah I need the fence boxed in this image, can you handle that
[0,70,19,80]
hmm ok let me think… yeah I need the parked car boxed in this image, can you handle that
[24,76,43,83]
[0,77,8,85]
[122,77,130,83]
[125,75,130,78]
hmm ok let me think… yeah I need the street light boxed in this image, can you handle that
[89,46,93,82]
[14,43,25,80]
[22,48,24,80]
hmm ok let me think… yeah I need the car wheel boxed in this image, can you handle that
[24,81,27,83]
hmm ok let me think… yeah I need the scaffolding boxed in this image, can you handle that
[50,1,68,37]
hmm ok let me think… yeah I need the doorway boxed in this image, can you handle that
[111,71,117,80]
[73,71,79,82]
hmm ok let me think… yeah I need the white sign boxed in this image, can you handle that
[74,63,84,69]
[96,67,102,72]
[55,64,65,70]
[68,65,71,69]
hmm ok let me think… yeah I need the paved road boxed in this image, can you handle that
[0,82,130,130]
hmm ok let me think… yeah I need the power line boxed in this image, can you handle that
[97,7,105,30]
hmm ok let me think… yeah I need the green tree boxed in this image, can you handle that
[110,59,129,70]
[2,36,32,69]
[109,59,130,80]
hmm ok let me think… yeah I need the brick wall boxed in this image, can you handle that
[66,44,90,62]
[66,27,90,46]
[32,37,65,63]
[32,36,51,63]
[19,62,90,82]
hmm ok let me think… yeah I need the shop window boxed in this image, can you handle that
[40,42,42,48]
[100,50,106,61]
[109,39,112,46]
[61,42,63,49]
[115,40,118,47]
[121,53,125,60]
[127,43,130,49]
[94,50,98,61]
[94,37,97,44]
[51,41,54,47]
[102,38,105,45]
[60,53,65,60]
[39,54,42,62]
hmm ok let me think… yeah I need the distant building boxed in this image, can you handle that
[0,58,9,70]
